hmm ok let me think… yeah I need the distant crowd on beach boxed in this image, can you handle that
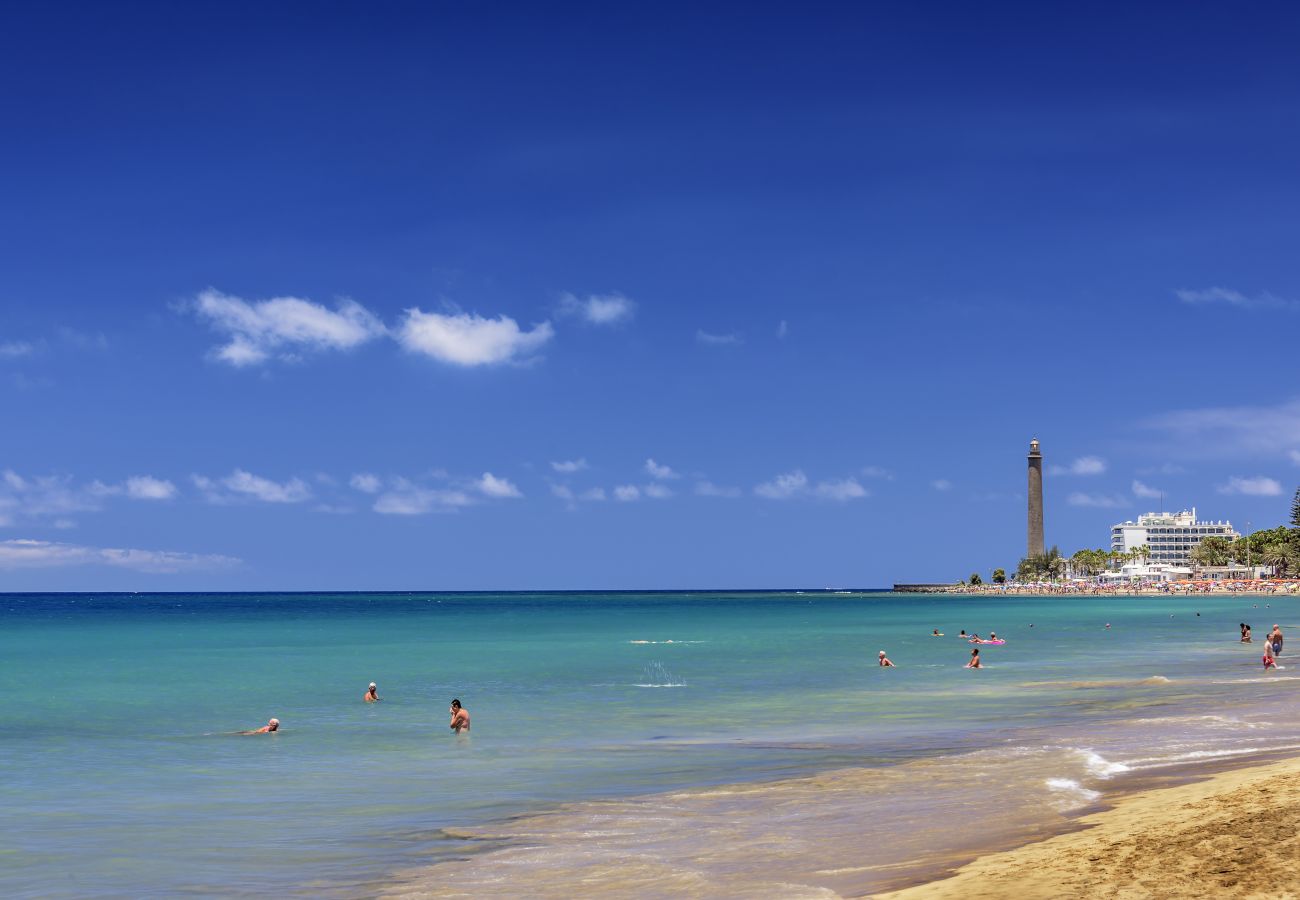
[940,580,1300,597]
[237,683,469,736]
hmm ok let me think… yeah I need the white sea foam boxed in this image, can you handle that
[1074,749,1131,779]
[632,683,688,688]
[1045,777,1101,807]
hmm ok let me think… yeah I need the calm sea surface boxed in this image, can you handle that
[3,591,1297,897]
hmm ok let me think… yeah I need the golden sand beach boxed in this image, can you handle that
[880,756,1300,900]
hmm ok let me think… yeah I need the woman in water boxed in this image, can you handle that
[878,650,895,667]
[966,648,981,669]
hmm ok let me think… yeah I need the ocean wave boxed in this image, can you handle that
[1045,777,1101,808]
[1073,749,1131,779]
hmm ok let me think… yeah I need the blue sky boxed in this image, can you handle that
[1,2,1298,590]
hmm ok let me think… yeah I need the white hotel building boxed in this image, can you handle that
[1110,508,1238,567]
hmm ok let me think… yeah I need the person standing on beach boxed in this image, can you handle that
[966,648,981,669]
[449,699,470,733]
[364,682,380,702]
[878,650,895,667]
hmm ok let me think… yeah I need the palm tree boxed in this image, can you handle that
[1261,543,1299,578]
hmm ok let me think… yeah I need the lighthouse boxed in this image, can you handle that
[1027,438,1045,557]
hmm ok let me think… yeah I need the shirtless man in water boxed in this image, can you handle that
[239,718,279,735]
[966,648,981,669]
[364,682,380,702]
[1270,625,1284,656]
[449,699,470,733]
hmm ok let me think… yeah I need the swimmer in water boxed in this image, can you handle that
[932,629,941,636]
[959,630,967,638]
[238,718,279,735]
[878,650,895,667]
[449,698,470,733]
[1264,640,1276,671]
[966,648,981,669]
[364,682,380,703]
[989,632,998,641]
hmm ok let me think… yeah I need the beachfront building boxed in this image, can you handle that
[1110,508,1238,567]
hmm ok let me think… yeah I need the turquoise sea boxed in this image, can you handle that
[3,590,1298,897]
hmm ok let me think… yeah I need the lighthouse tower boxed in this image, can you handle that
[1027,438,1045,557]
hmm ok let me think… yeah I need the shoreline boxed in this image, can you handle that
[877,751,1300,899]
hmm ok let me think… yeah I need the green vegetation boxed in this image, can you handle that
[991,568,1006,584]
[969,572,983,586]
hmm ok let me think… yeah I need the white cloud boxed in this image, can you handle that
[645,458,680,480]
[0,341,35,359]
[861,465,893,480]
[190,289,386,366]
[931,479,952,491]
[550,484,575,502]
[0,538,239,573]
[1,470,104,518]
[696,330,742,346]
[1175,287,1299,311]
[643,483,673,499]
[557,292,636,326]
[579,487,607,502]
[755,470,808,499]
[1289,450,1300,466]
[373,481,474,515]
[613,485,640,502]
[223,470,311,503]
[695,481,741,498]
[776,320,789,339]
[195,470,311,504]
[1137,463,1188,476]
[125,476,177,500]
[398,308,554,366]
[1145,399,1300,460]
[550,459,588,473]
[350,473,382,494]
[814,478,868,501]
[755,470,866,501]
[477,472,523,499]
[1131,479,1161,499]
[1217,475,1283,497]
[1049,456,1107,476]
[1067,492,1128,508]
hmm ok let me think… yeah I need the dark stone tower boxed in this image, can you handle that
[1027,438,1045,558]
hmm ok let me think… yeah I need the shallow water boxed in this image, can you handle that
[1,591,1296,897]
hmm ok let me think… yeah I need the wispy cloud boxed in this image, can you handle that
[776,320,789,339]
[372,480,474,515]
[931,479,952,491]
[579,487,607,502]
[1131,479,1161,499]
[550,459,588,474]
[557,292,636,326]
[1144,398,1300,459]
[861,465,893,480]
[1067,492,1128,508]
[0,341,35,359]
[188,289,387,366]
[476,472,523,499]
[643,482,673,499]
[755,470,866,501]
[194,470,312,504]
[1217,475,1283,497]
[613,484,641,502]
[398,308,553,366]
[695,480,741,498]
[1289,450,1300,467]
[0,538,239,573]
[1175,287,1299,311]
[350,473,382,494]
[645,458,679,480]
[813,478,868,501]
[1137,463,1188,476]
[696,330,742,346]
[124,476,177,500]
[1048,456,1107,476]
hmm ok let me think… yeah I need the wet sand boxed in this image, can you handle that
[880,755,1300,899]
